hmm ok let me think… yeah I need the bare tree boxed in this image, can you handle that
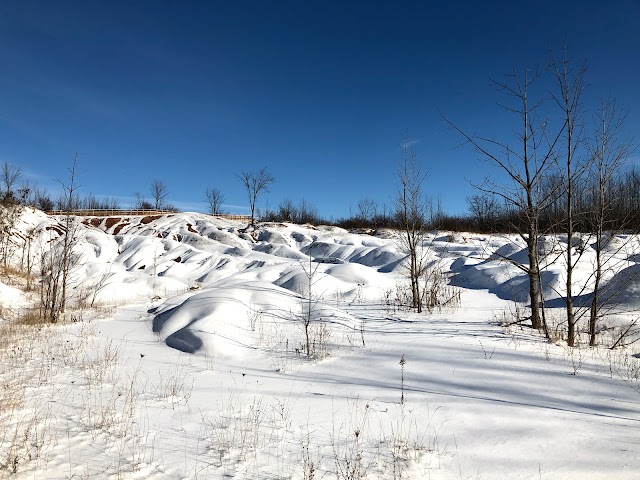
[277,198,296,222]
[393,136,429,313]
[27,186,53,211]
[356,197,378,224]
[80,194,120,210]
[466,193,499,231]
[41,155,82,321]
[0,164,26,269]
[549,47,588,347]
[58,156,82,315]
[150,179,169,210]
[134,192,153,210]
[237,167,275,224]
[297,198,319,224]
[205,187,225,215]
[297,243,323,357]
[445,68,563,331]
[586,96,635,346]
[1,162,21,203]
[0,204,22,270]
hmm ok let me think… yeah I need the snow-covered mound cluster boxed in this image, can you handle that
[450,233,640,307]
[9,209,640,356]
[10,210,411,355]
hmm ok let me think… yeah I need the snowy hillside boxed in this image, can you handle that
[1,209,639,479]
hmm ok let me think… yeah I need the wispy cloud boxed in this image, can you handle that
[400,138,420,149]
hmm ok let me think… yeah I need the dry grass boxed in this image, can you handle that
[0,309,160,477]
[16,307,45,326]
[0,315,56,474]
[0,277,158,477]
[0,265,37,290]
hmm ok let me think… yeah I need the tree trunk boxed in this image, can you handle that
[527,234,542,330]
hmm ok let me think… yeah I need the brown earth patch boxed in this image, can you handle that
[105,217,122,229]
[141,215,161,224]
[113,222,130,235]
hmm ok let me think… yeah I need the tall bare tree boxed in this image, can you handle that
[445,68,563,330]
[205,187,225,215]
[41,155,82,321]
[150,179,169,210]
[237,167,275,224]
[59,156,82,315]
[297,243,323,357]
[586,97,635,346]
[549,47,588,347]
[394,136,429,313]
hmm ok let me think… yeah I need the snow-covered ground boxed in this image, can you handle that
[1,209,639,479]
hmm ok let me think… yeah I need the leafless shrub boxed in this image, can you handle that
[16,307,45,326]
[301,430,320,480]
[203,388,265,467]
[247,302,263,331]
[374,404,445,479]
[422,267,461,312]
[601,347,640,393]
[331,400,371,480]
[0,404,53,474]
[155,363,193,409]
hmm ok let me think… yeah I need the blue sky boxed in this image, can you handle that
[1,1,639,219]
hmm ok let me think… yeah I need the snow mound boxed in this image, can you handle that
[0,281,29,309]
[152,279,359,356]
[601,264,640,309]
[325,263,386,286]
[152,280,299,354]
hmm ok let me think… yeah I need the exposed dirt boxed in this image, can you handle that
[105,217,121,229]
[83,218,102,228]
[141,215,161,224]
[112,222,130,235]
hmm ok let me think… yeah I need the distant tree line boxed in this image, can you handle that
[0,169,181,213]
[460,164,640,234]
[254,163,640,234]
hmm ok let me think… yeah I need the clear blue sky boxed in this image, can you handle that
[1,1,639,219]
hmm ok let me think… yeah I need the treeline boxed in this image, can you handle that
[461,165,640,234]
[3,186,122,212]
[0,163,122,211]
[0,166,179,213]
[258,164,640,234]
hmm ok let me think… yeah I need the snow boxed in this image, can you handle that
[0,282,26,309]
[1,210,639,479]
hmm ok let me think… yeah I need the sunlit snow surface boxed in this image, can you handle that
[2,209,640,479]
